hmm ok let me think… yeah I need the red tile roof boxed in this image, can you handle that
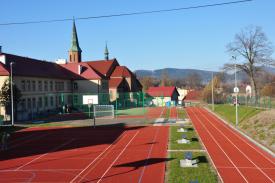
[147,86,179,97]
[0,62,9,76]
[111,66,132,78]
[183,90,201,101]
[109,78,124,88]
[2,53,76,79]
[86,59,119,77]
[60,62,101,80]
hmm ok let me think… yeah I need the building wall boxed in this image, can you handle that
[0,76,9,117]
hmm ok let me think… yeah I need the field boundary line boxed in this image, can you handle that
[15,138,74,170]
[168,149,206,152]
[96,130,140,183]
[197,108,274,182]
[70,131,126,183]
[10,133,49,149]
[204,107,275,159]
[138,127,160,183]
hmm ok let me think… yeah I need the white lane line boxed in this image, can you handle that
[0,169,82,172]
[96,131,140,183]
[186,108,223,183]
[217,166,275,170]
[188,107,249,183]
[15,139,74,171]
[196,107,274,183]
[10,133,49,149]
[70,132,126,183]
[138,127,160,183]
[203,107,275,165]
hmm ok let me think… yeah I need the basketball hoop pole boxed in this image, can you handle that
[93,104,96,128]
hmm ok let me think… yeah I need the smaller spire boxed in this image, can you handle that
[104,42,109,60]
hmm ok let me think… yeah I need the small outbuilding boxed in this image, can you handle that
[147,86,179,106]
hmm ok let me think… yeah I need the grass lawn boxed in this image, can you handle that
[116,107,147,116]
[167,152,218,183]
[177,107,186,119]
[212,104,262,124]
[163,108,170,119]
[170,126,201,150]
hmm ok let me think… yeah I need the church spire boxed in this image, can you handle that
[104,42,109,60]
[69,19,82,63]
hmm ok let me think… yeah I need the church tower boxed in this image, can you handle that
[68,20,82,63]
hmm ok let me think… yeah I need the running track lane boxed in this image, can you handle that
[186,107,275,183]
[169,107,178,119]
[71,126,168,183]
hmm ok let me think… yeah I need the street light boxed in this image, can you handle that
[232,56,239,127]
[10,62,15,126]
[211,72,214,111]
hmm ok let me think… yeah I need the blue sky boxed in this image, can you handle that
[0,0,274,71]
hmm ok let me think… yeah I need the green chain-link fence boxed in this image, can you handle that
[225,95,275,109]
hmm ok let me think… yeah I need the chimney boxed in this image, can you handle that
[0,46,2,54]
[78,65,82,75]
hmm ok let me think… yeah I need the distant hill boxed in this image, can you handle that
[134,68,220,83]
[134,67,275,83]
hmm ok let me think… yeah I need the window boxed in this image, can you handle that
[60,82,64,91]
[32,98,36,108]
[21,80,25,91]
[32,81,36,91]
[27,80,31,91]
[44,81,48,91]
[38,81,42,91]
[73,82,78,90]
[55,81,58,91]
[27,98,31,109]
[38,97,42,108]
[21,99,26,110]
[44,96,48,107]
[67,81,71,91]
[50,81,53,91]
[50,96,54,106]
[73,95,78,105]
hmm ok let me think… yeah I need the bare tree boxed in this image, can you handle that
[185,73,202,89]
[224,26,274,98]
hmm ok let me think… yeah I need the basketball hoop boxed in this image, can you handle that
[87,99,93,108]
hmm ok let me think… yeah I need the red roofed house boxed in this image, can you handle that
[0,21,142,121]
[147,86,179,106]
[182,90,201,106]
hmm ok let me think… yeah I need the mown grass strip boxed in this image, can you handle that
[167,152,218,183]
[169,126,201,150]
[177,107,186,119]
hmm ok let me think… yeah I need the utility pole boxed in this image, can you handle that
[211,72,214,111]
[10,62,15,126]
[233,56,239,127]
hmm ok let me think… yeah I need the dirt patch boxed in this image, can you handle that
[240,109,275,152]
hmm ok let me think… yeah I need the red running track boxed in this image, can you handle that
[169,107,178,119]
[0,126,168,183]
[186,107,275,183]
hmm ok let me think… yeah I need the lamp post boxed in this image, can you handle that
[10,62,15,126]
[232,56,239,127]
[211,72,214,111]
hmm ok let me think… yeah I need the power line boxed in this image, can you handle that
[0,0,253,26]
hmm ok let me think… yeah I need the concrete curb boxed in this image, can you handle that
[204,107,275,158]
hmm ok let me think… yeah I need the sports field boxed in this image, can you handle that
[1,106,274,183]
